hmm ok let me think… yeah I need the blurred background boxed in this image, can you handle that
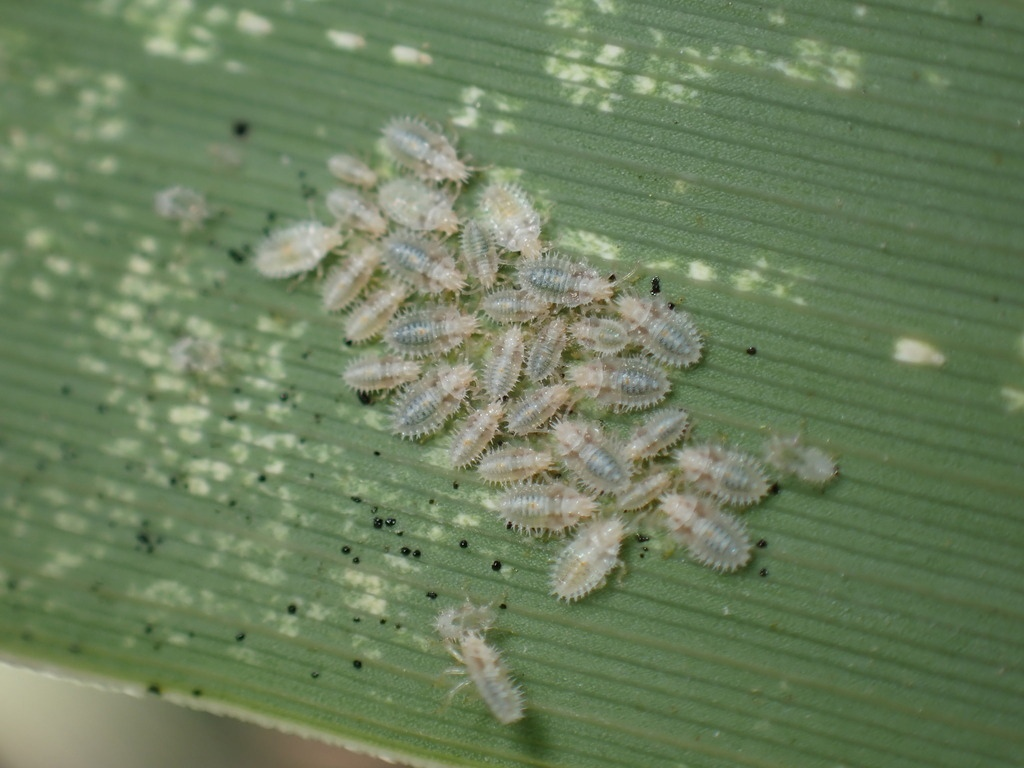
[0,664,391,768]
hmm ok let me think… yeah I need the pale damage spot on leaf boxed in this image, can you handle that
[893,337,945,367]
[138,579,195,607]
[40,551,85,578]
[1000,386,1024,413]
[732,258,806,304]
[688,260,716,282]
[390,45,432,67]
[236,10,273,37]
[326,29,365,51]
[454,86,524,129]
[771,39,862,91]
[558,230,620,262]
[92,0,230,63]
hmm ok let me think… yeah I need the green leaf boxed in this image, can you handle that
[1,1,1022,767]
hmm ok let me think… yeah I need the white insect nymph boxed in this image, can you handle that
[326,153,378,188]
[389,363,475,439]
[445,631,525,725]
[550,515,628,602]
[478,182,542,258]
[675,443,772,508]
[252,221,343,279]
[657,492,751,572]
[382,116,469,184]
[378,177,459,235]
[434,599,496,642]
[764,433,839,486]
[517,254,614,308]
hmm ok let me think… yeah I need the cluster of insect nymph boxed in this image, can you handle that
[249,116,839,725]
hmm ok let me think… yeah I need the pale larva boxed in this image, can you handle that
[504,384,572,435]
[492,481,596,535]
[382,116,469,185]
[516,254,613,308]
[478,182,542,258]
[617,295,703,369]
[675,443,771,508]
[383,304,478,359]
[252,221,344,278]
[434,600,496,642]
[623,407,690,462]
[325,187,388,237]
[390,363,475,439]
[612,469,673,512]
[476,444,554,485]
[524,317,567,382]
[326,153,377,188]
[344,284,410,344]
[479,288,550,325]
[570,316,630,356]
[449,402,504,469]
[168,336,222,374]
[342,354,422,393]
[321,241,381,312]
[568,356,670,412]
[382,230,465,294]
[482,326,525,401]
[763,433,839,486]
[550,515,627,602]
[378,177,459,235]
[550,419,632,495]
[459,219,500,289]
[446,631,524,725]
[657,492,751,572]
[154,185,210,232]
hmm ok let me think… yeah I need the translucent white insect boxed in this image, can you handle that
[658,493,751,572]
[550,419,632,494]
[568,356,670,412]
[321,241,381,312]
[478,182,542,258]
[382,116,469,185]
[383,305,479,358]
[252,221,344,278]
[154,186,210,232]
[445,631,524,725]
[623,407,690,462]
[482,326,525,401]
[764,433,839,486]
[617,295,703,369]
[476,444,554,485]
[378,177,459,235]
[382,230,465,294]
[504,384,572,435]
[344,284,411,344]
[613,469,673,512]
[516,254,614,308]
[390,363,475,439]
[479,288,550,325]
[492,481,597,535]
[326,153,377,188]
[550,515,627,602]
[675,443,771,508]
[459,219,500,289]
[325,187,388,237]
[449,402,504,469]
[342,353,422,393]
[434,600,496,642]
[524,317,567,382]
[570,316,630,356]
[168,336,222,374]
